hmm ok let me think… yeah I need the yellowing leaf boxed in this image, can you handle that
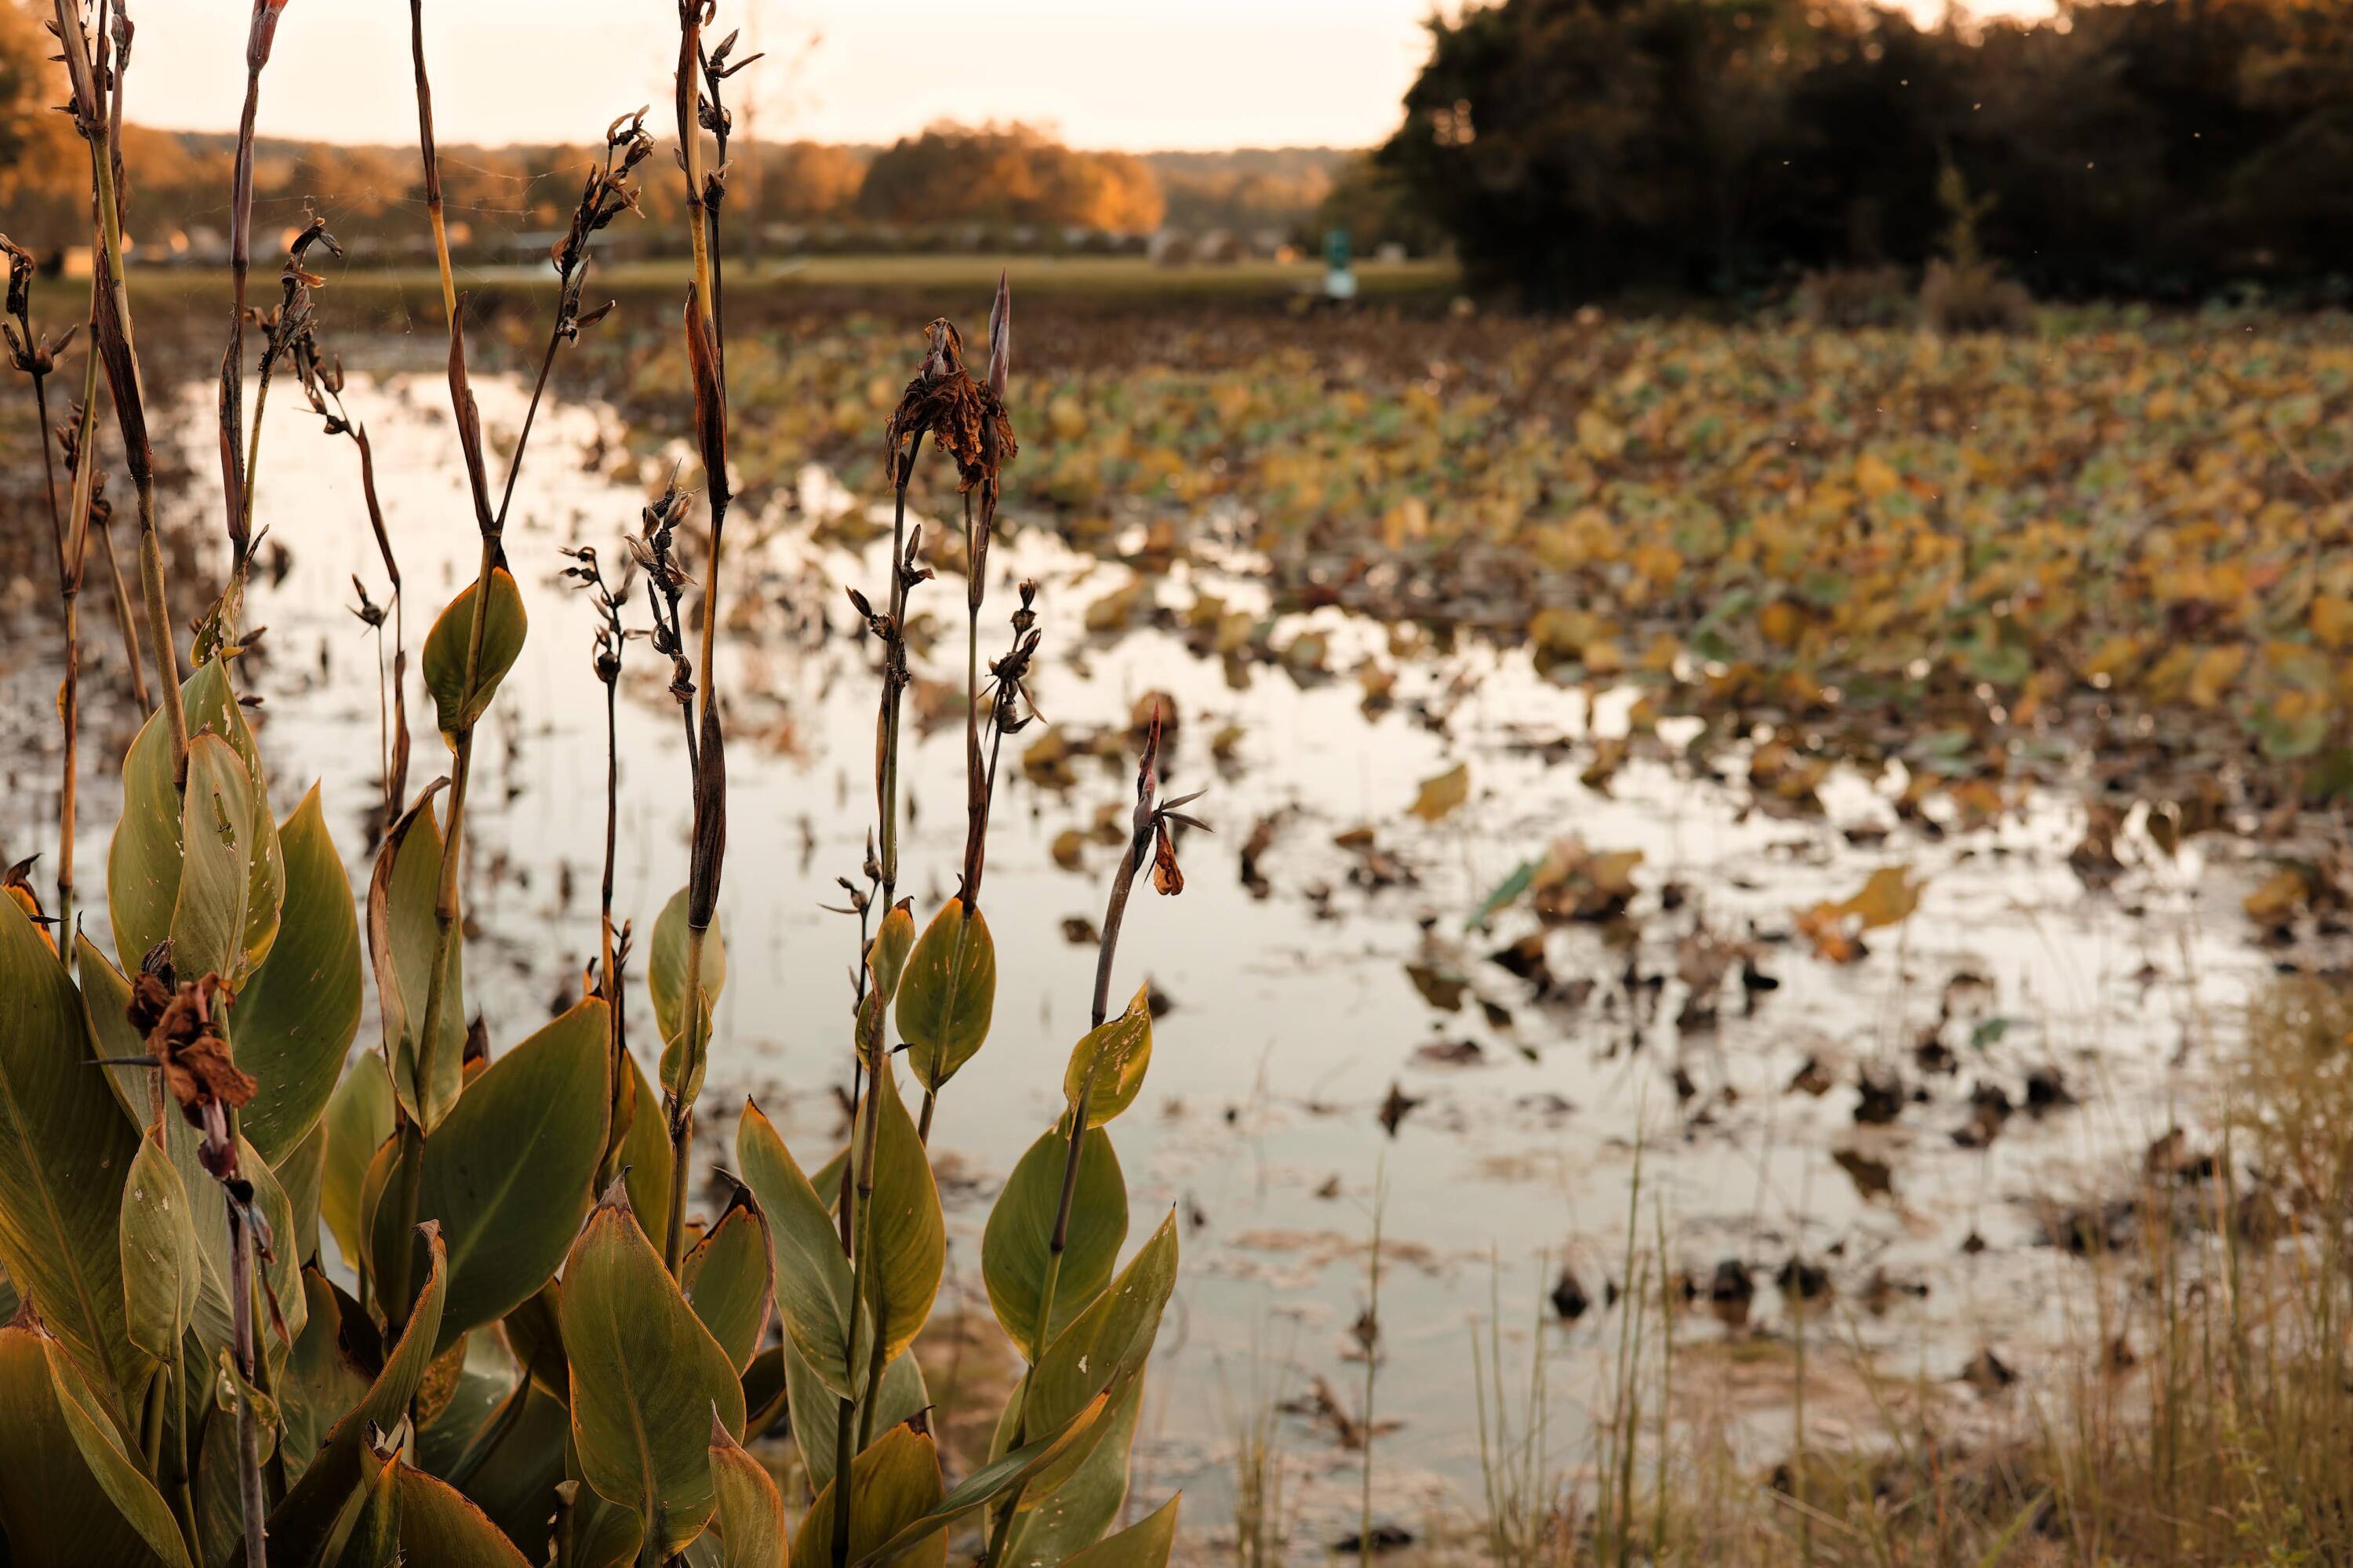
[1409,762,1470,822]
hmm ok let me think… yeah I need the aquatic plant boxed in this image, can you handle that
[0,3,1190,1566]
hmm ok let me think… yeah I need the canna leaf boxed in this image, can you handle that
[859,1068,945,1368]
[0,893,143,1415]
[235,784,365,1163]
[1056,1493,1180,1568]
[983,1123,1127,1359]
[324,1436,401,1568]
[619,1050,674,1248]
[107,657,283,983]
[279,1267,372,1483]
[453,1381,571,1551]
[73,933,150,1126]
[367,998,612,1357]
[736,1100,859,1398]
[276,1112,328,1266]
[866,901,915,1006]
[367,783,466,1133]
[262,1225,449,1566]
[117,1129,200,1360]
[423,567,529,745]
[784,1339,929,1499]
[1016,1212,1179,1483]
[502,1279,569,1403]
[896,898,996,1093]
[396,1461,536,1566]
[1062,984,1154,1125]
[169,731,257,984]
[788,1424,945,1568]
[319,1053,395,1274]
[161,1112,307,1377]
[0,1322,195,1568]
[682,1191,774,1376]
[649,885,727,1046]
[1003,1370,1149,1567]
[562,1179,747,1558]
[709,1414,790,1568]
[853,1393,1112,1568]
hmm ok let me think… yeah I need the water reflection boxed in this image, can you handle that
[1,362,2270,1548]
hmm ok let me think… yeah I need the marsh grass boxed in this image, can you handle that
[1430,972,2353,1568]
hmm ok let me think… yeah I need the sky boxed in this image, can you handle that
[122,0,2059,154]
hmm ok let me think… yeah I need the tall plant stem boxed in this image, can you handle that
[834,1003,887,1568]
[24,361,80,933]
[94,515,150,713]
[1359,1156,1387,1565]
[597,675,625,1166]
[56,0,184,784]
[409,0,457,326]
[227,1197,266,1568]
[350,423,404,824]
[984,830,1148,1567]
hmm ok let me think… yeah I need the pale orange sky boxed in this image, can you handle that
[123,0,2059,153]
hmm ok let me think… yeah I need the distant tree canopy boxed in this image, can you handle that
[1379,0,2353,305]
[856,123,1163,234]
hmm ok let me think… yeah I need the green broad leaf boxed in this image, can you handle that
[118,1130,200,1360]
[660,985,715,1108]
[562,1180,747,1557]
[0,894,143,1415]
[684,1193,773,1377]
[1056,1492,1179,1568]
[1006,1370,1149,1567]
[1063,984,1154,1126]
[107,657,283,981]
[170,732,258,984]
[396,1461,536,1566]
[565,1442,651,1568]
[280,1267,372,1483]
[859,1068,945,1368]
[895,898,997,1093]
[1021,1213,1179,1457]
[367,784,465,1133]
[162,1115,307,1377]
[74,934,151,1126]
[788,1424,945,1568]
[424,567,529,746]
[1465,857,1538,933]
[649,886,727,1047]
[984,1124,1127,1359]
[320,1056,395,1275]
[504,1280,570,1403]
[0,1323,195,1568]
[743,1343,789,1435]
[866,902,915,1006]
[709,1417,790,1568]
[784,1341,928,1499]
[323,1436,400,1568]
[853,1395,1112,1568]
[736,1100,858,1398]
[260,1226,449,1566]
[369,998,611,1357]
[619,1050,674,1249]
[453,1381,570,1552]
[276,1111,328,1266]
[235,784,364,1163]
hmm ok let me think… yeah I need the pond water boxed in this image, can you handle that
[0,357,2282,1551]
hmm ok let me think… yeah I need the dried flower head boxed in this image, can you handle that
[133,970,260,1144]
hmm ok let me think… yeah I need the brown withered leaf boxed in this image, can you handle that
[139,973,258,1126]
[1151,819,1184,897]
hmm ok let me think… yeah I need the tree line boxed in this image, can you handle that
[1373,0,2353,306]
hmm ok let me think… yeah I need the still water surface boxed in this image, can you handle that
[0,361,2270,1547]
